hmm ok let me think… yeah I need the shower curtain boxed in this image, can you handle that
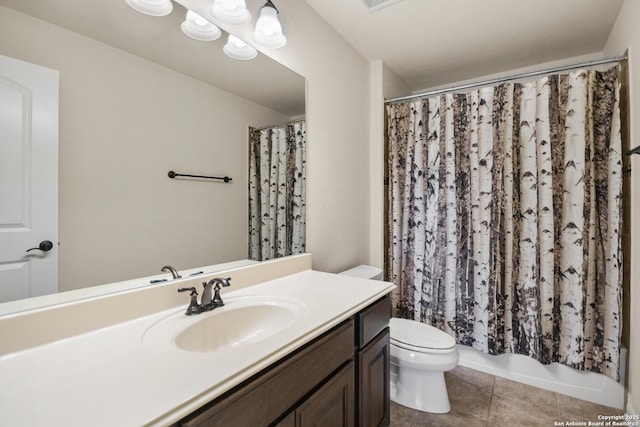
[249,121,306,261]
[387,65,623,380]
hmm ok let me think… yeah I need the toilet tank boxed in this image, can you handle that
[339,265,383,281]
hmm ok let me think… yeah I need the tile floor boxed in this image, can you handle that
[390,366,626,427]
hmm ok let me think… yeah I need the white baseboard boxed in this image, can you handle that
[626,396,637,417]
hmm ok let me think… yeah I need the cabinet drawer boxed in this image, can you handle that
[180,319,355,427]
[357,296,391,348]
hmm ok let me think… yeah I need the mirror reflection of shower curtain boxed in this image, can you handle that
[249,121,306,261]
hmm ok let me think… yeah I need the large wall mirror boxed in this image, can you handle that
[0,0,305,312]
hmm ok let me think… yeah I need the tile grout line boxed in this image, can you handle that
[486,374,496,423]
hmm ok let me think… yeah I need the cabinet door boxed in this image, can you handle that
[275,412,296,427]
[295,362,355,427]
[358,329,390,427]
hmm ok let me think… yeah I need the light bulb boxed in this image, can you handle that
[211,0,251,25]
[188,11,207,26]
[223,34,257,60]
[124,0,172,17]
[253,3,286,49]
[181,10,222,41]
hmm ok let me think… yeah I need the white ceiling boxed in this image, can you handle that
[305,0,625,92]
[0,0,305,116]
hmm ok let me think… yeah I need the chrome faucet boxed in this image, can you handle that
[200,277,232,311]
[177,277,232,315]
[161,265,181,280]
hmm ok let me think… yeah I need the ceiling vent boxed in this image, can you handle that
[360,0,403,12]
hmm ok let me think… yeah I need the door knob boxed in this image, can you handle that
[26,240,54,253]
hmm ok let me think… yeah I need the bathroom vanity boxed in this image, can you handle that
[176,296,391,427]
[0,254,395,427]
[177,295,391,427]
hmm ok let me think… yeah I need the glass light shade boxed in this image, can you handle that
[223,35,257,60]
[124,0,172,17]
[211,0,251,25]
[181,10,222,41]
[253,4,286,49]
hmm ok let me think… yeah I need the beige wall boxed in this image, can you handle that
[196,0,373,273]
[369,61,410,271]
[369,61,386,272]
[0,6,290,291]
[604,0,639,415]
[271,1,372,273]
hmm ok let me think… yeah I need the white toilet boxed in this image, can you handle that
[339,265,459,414]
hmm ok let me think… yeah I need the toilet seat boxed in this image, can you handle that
[390,318,456,352]
[391,339,457,354]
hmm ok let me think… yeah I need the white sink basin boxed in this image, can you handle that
[143,295,307,353]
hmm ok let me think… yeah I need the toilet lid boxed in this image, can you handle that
[390,318,456,350]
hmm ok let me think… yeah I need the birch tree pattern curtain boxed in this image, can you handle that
[249,121,306,261]
[387,65,623,379]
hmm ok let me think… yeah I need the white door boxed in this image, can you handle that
[0,54,59,303]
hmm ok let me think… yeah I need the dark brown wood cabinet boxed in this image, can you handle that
[357,329,390,427]
[356,296,391,427]
[176,295,391,427]
[294,362,355,427]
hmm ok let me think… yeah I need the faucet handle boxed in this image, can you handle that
[177,287,201,316]
[212,278,231,306]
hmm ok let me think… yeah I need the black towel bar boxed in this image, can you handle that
[627,146,640,156]
[168,171,232,183]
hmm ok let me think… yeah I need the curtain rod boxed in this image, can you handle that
[251,118,305,131]
[385,56,627,105]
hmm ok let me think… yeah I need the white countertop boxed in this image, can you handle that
[0,270,395,427]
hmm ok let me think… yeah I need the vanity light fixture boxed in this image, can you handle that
[124,0,287,61]
[211,0,251,25]
[223,34,258,60]
[252,0,287,49]
[124,0,172,16]
[181,10,222,41]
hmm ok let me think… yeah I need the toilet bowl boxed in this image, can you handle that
[390,318,458,413]
[339,265,459,414]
